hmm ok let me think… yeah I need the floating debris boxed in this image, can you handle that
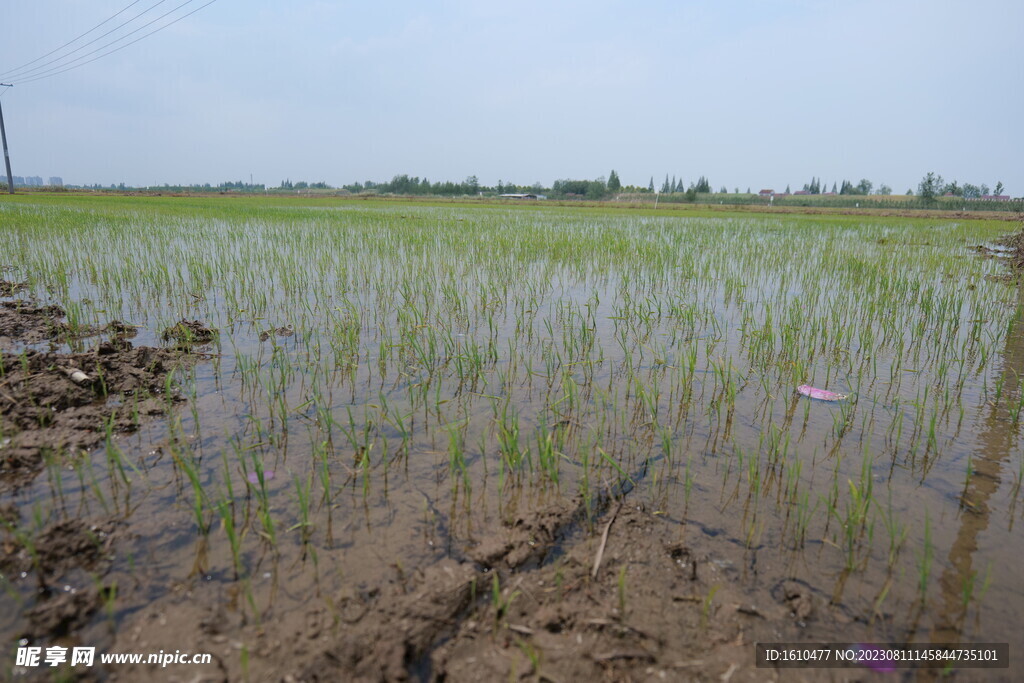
[247,470,274,485]
[796,385,847,401]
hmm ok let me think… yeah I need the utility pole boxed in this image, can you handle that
[0,84,13,194]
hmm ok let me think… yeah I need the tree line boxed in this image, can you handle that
[34,171,1010,201]
[916,172,1005,200]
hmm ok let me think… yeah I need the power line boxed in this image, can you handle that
[4,1,192,83]
[1,2,172,82]
[4,0,219,86]
[10,0,220,86]
[0,1,146,80]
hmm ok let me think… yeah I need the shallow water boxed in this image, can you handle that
[1,198,1021,673]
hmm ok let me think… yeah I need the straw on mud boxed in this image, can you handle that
[592,501,622,579]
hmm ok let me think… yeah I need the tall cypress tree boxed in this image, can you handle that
[608,170,621,192]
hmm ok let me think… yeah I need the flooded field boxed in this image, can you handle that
[1,195,1022,680]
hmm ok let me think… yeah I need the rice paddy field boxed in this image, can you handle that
[1,194,1022,680]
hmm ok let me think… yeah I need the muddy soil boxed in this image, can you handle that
[2,515,121,639]
[107,498,898,682]
[0,303,197,492]
[161,319,218,346]
[0,301,227,683]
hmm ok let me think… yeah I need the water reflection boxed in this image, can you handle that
[932,283,1023,643]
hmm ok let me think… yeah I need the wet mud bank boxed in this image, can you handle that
[0,292,217,676]
[0,299,209,492]
[112,497,892,682]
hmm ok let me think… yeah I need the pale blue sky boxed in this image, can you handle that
[1,0,1021,193]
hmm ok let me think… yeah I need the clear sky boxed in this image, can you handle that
[1,0,1021,194]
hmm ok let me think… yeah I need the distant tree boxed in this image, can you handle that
[962,183,982,199]
[465,175,480,194]
[831,181,837,193]
[877,184,892,195]
[995,181,1004,195]
[857,179,873,195]
[694,176,711,193]
[551,178,607,199]
[734,187,739,194]
[918,172,944,201]
[785,184,791,193]
[608,170,621,192]
[943,180,961,196]
[661,175,670,193]
[719,186,727,193]
[648,177,655,192]
[746,187,751,194]
[980,183,990,196]
[906,188,914,196]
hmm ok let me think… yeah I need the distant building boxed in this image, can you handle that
[48,177,63,187]
[793,190,811,195]
[499,193,541,200]
[980,194,1011,201]
[25,176,43,186]
[11,175,24,186]
[758,189,774,197]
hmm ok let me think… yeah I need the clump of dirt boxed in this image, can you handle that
[161,319,217,345]
[468,497,583,570]
[24,585,103,638]
[0,301,80,345]
[0,280,27,297]
[0,304,200,491]
[258,325,294,342]
[997,228,1024,270]
[106,320,139,338]
[1,517,120,580]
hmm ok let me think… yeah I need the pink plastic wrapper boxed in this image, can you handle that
[247,470,274,484]
[797,385,847,401]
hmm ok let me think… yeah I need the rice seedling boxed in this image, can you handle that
[0,195,1019,666]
